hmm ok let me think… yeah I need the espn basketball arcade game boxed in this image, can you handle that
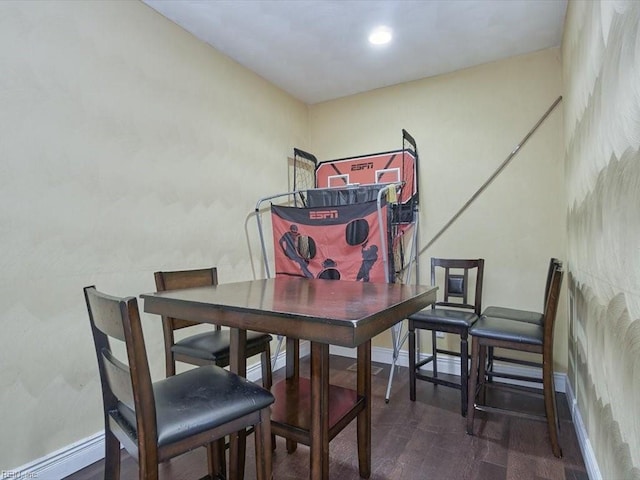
[255,130,420,401]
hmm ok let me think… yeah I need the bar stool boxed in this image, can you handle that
[466,263,564,457]
[408,258,484,416]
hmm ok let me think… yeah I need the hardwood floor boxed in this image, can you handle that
[67,355,588,480]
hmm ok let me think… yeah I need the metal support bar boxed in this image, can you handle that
[384,213,419,403]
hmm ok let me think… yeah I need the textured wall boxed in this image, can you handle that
[0,0,307,469]
[563,1,640,478]
[310,49,566,362]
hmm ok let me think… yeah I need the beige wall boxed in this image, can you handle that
[0,0,308,469]
[563,1,640,478]
[309,49,567,364]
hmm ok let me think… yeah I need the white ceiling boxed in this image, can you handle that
[143,0,567,105]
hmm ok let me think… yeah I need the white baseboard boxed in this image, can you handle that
[13,342,595,479]
[565,380,601,480]
[7,431,105,480]
[330,344,566,392]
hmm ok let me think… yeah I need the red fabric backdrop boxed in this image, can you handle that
[271,201,389,283]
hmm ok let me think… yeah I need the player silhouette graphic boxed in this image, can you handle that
[357,242,378,282]
[279,224,313,278]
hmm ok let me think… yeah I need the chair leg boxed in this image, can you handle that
[254,412,273,480]
[166,352,176,377]
[104,430,121,480]
[228,430,247,480]
[409,323,417,401]
[260,344,276,454]
[285,439,297,454]
[431,330,438,378]
[486,346,494,383]
[460,332,469,417]
[138,452,158,480]
[466,338,480,435]
[261,344,273,390]
[543,358,562,457]
[478,344,487,405]
[254,424,264,480]
[206,439,226,479]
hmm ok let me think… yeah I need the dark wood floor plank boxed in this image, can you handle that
[471,460,508,480]
[65,355,588,480]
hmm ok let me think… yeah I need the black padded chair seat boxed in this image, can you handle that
[482,306,543,325]
[118,365,275,446]
[409,307,479,328]
[470,316,543,346]
[172,330,273,364]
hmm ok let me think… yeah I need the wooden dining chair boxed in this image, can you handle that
[408,258,485,416]
[84,286,274,480]
[154,267,273,389]
[483,258,562,382]
[466,262,564,457]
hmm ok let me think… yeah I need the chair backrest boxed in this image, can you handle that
[431,258,485,315]
[542,263,564,357]
[154,267,220,332]
[84,286,158,461]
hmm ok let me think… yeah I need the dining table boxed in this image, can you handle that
[141,276,437,480]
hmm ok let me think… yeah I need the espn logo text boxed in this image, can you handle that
[351,162,374,171]
[309,210,338,220]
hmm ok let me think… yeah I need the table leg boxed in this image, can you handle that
[357,340,371,479]
[285,337,300,378]
[310,342,330,480]
[230,328,248,480]
[285,337,299,454]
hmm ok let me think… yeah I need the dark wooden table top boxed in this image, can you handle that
[142,277,437,347]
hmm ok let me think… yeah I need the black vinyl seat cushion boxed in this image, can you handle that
[409,307,479,328]
[172,330,273,363]
[117,365,274,446]
[482,306,543,325]
[470,316,543,346]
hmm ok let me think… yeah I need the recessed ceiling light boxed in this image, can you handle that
[368,26,392,45]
